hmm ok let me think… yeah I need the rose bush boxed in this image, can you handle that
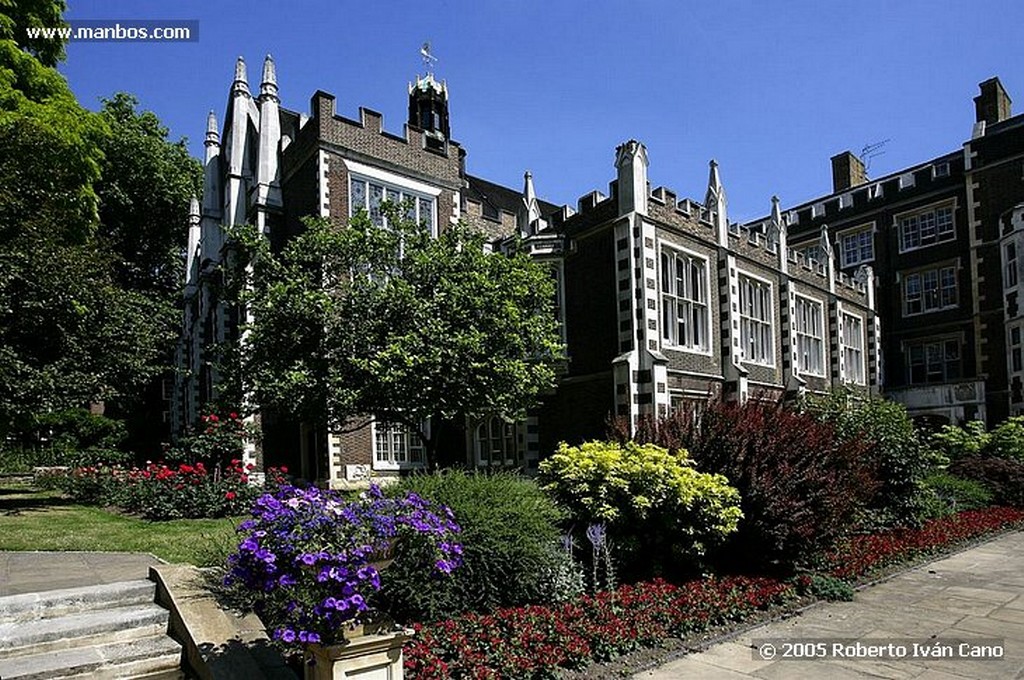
[58,459,288,520]
[223,484,463,647]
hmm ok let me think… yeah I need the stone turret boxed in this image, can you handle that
[255,54,282,225]
[200,110,222,265]
[185,196,201,291]
[615,140,648,217]
[225,56,252,229]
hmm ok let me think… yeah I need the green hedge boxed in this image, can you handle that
[377,470,568,624]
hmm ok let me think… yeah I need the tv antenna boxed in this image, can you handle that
[420,41,438,76]
[860,139,891,175]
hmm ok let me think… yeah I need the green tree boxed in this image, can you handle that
[95,92,202,301]
[234,209,565,468]
[0,39,172,445]
[0,0,68,68]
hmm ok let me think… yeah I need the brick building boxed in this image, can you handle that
[783,78,1024,426]
[174,57,879,484]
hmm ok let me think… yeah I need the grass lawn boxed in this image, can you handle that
[0,480,241,565]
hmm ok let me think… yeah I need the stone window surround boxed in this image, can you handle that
[737,270,774,367]
[474,416,521,468]
[344,158,441,236]
[658,241,712,355]
[841,311,866,385]
[794,294,826,377]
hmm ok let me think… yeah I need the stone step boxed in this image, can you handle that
[0,579,157,623]
[0,603,170,658]
[0,632,181,680]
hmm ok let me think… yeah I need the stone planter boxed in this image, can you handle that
[304,624,414,680]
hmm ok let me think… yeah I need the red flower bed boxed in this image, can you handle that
[405,507,1024,679]
[405,576,796,679]
[61,459,289,520]
[822,507,1024,580]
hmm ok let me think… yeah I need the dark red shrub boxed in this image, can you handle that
[948,457,1024,507]
[614,398,877,569]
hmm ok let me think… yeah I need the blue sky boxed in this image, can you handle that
[62,0,1023,222]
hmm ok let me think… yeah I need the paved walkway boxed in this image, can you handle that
[0,551,161,596]
[637,530,1024,679]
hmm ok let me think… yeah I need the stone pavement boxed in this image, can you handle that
[636,530,1024,679]
[0,551,161,596]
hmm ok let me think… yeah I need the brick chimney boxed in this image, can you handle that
[830,151,867,193]
[974,77,1011,126]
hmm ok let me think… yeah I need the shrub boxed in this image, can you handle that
[920,471,994,517]
[58,460,289,520]
[988,417,1024,462]
[931,417,1024,463]
[168,410,247,466]
[931,420,989,462]
[4,409,132,470]
[806,390,937,527]
[538,440,742,578]
[623,399,877,569]
[794,574,855,602]
[948,457,1024,507]
[376,470,566,624]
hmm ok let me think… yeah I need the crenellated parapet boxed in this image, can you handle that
[307,91,463,189]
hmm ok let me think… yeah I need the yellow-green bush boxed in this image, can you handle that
[539,440,742,578]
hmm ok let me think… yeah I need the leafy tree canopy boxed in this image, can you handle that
[0,36,196,442]
[233,209,565,466]
[0,0,68,68]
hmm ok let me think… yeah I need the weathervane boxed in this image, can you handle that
[420,41,437,76]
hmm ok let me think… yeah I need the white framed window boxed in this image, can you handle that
[1010,325,1022,374]
[839,226,874,268]
[794,296,825,376]
[1006,242,1019,289]
[906,339,961,385]
[902,265,958,316]
[842,313,865,385]
[372,420,425,470]
[933,162,950,178]
[738,273,773,365]
[898,202,955,252]
[349,175,436,233]
[474,416,520,467]
[660,246,709,352]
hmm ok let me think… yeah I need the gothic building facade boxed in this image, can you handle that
[174,56,879,484]
[782,78,1024,426]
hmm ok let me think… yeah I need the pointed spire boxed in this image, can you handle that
[706,159,725,207]
[205,110,219,146]
[521,171,542,233]
[524,171,536,204]
[260,54,278,101]
[770,195,783,226]
[819,223,834,258]
[706,160,728,244]
[232,56,250,96]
